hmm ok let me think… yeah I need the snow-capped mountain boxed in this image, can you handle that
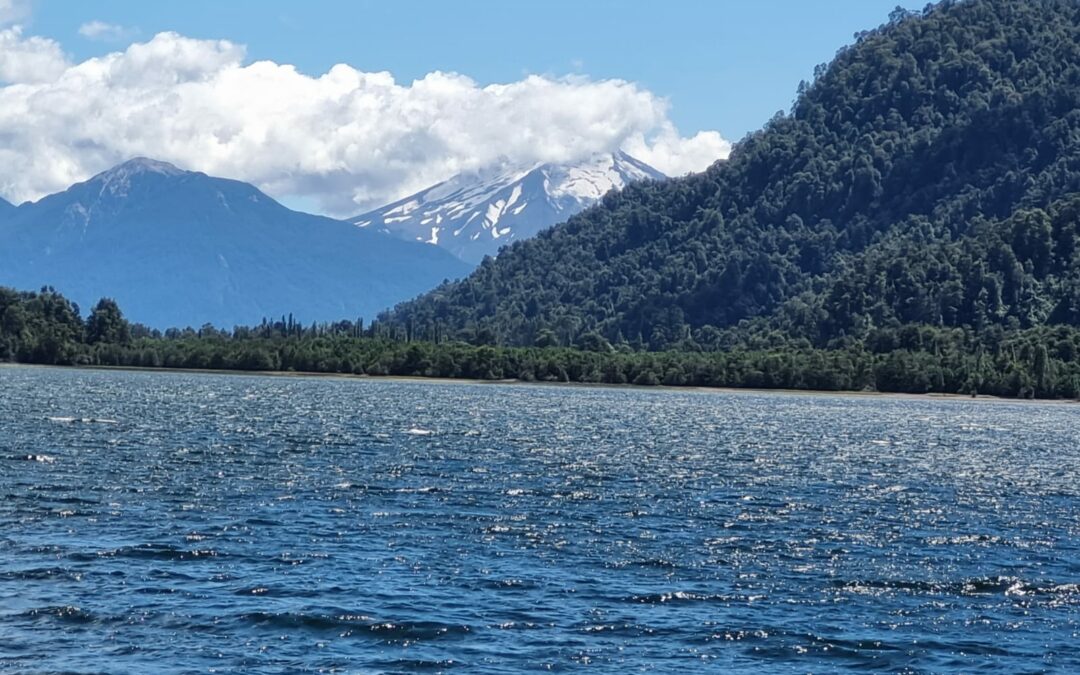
[351,151,666,263]
[0,158,471,328]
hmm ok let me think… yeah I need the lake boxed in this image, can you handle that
[1,365,1078,673]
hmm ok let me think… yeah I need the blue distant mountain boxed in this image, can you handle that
[352,152,665,264]
[0,158,472,328]
[0,196,13,220]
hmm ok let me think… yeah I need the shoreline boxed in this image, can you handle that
[4,361,1074,404]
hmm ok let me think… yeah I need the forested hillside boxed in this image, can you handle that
[382,0,1080,351]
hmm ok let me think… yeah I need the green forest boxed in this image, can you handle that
[382,0,1080,353]
[5,0,1080,400]
[3,286,1080,398]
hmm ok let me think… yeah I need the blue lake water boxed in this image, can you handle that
[1,365,1078,673]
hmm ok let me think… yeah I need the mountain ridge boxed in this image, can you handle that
[381,0,1080,350]
[0,158,471,328]
[352,151,665,263]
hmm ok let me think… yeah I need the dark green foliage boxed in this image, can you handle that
[86,298,131,345]
[3,285,1080,399]
[380,0,1080,352]
[0,287,83,364]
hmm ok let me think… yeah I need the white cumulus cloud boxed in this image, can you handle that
[0,26,68,83]
[0,0,31,25]
[0,30,731,215]
[78,20,135,42]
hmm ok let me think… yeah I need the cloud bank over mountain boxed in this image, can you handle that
[0,28,731,215]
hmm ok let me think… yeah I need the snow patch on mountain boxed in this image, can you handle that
[92,157,186,199]
[350,151,665,263]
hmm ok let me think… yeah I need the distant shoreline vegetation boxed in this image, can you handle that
[2,287,1078,400]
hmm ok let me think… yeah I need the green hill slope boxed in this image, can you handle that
[383,0,1080,351]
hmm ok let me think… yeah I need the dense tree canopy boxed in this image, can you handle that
[381,0,1080,352]
[3,286,1080,399]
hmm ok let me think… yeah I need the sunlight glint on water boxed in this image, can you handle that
[1,366,1078,672]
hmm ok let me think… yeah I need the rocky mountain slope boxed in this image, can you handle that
[0,159,471,328]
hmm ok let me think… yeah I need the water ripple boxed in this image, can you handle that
[1,365,1078,672]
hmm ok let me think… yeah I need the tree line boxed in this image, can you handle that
[3,286,1079,399]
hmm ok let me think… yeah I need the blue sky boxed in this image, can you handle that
[0,0,924,214]
[31,0,923,140]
